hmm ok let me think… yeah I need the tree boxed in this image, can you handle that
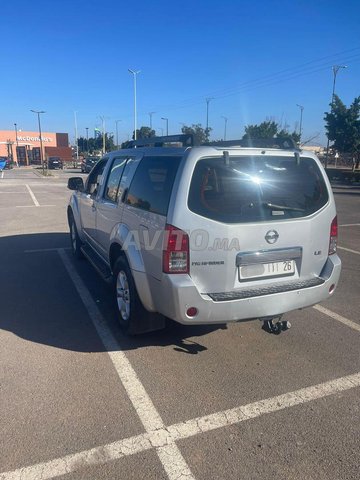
[242,121,300,144]
[243,121,278,139]
[132,126,156,140]
[77,133,115,155]
[181,124,211,145]
[324,94,360,167]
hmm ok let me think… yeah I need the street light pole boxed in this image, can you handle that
[221,116,228,141]
[161,117,169,136]
[128,69,141,140]
[149,112,155,130]
[206,97,214,135]
[99,116,106,155]
[296,104,304,143]
[115,120,121,149]
[30,109,45,174]
[74,111,79,167]
[85,127,89,154]
[14,123,19,166]
[325,65,347,169]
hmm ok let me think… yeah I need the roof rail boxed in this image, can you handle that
[124,134,194,148]
[204,137,300,150]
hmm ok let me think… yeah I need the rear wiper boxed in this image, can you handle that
[262,202,305,212]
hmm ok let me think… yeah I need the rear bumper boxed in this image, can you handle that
[151,255,341,325]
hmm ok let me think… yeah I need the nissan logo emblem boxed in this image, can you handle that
[265,230,279,244]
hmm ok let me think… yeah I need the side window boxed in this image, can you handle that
[86,159,108,197]
[125,156,182,216]
[103,157,127,202]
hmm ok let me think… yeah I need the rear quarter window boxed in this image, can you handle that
[125,155,182,216]
[188,155,329,223]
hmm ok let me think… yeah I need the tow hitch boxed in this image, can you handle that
[261,316,291,335]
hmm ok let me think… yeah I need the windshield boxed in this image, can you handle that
[188,155,329,223]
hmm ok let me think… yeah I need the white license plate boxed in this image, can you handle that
[239,260,295,280]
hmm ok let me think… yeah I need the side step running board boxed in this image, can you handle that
[80,244,112,283]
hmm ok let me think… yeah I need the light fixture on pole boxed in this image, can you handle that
[206,97,214,135]
[149,112,155,130]
[30,109,45,174]
[221,116,228,141]
[128,69,141,140]
[325,65,347,169]
[161,117,169,136]
[115,120,121,149]
[296,104,304,143]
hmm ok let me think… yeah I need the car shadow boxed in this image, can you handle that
[0,232,227,355]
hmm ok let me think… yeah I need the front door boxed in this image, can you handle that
[79,158,108,247]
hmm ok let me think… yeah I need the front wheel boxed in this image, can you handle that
[69,216,83,259]
[113,257,147,335]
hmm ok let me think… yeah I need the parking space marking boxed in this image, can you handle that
[24,247,71,253]
[338,246,360,255]
[14,204,56,208]
[1,370,360,480]
[25,184,40,206]
[339,223,360,227]
[58,249,196,480]
[313,304,360,333]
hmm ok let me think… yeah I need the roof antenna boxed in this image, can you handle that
[223,150,230,165]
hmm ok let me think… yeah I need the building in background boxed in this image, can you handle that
[0,130,73,166]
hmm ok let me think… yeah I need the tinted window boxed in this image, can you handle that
[86,159,108,196]
[104,157,127,202]
[126,156,182,216]
[188,156,329,223]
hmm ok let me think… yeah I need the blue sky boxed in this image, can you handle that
[2,0,360,145]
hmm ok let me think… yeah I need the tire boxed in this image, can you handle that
[69,215,84,259]
[113,257,147,335]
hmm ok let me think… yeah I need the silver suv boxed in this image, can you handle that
[67,135,341,335]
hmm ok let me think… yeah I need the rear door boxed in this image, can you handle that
[181,153,333,294]
[95,155,130,259]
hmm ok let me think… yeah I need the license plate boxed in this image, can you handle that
[239,260,295,281]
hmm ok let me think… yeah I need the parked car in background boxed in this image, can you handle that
[0,156,13,169]
[46,157,63,169]
[81,156,100,173]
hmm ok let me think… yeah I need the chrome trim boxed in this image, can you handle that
[236,247,302,266]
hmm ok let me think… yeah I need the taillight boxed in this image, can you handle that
[329,216,338,255]
[163,224,189,274]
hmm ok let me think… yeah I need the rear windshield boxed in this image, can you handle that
[188,155,329,223]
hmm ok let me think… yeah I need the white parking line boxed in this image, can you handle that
[25,184,40,206]
[14,205,56,208]
[58,249,195,480]
[24,247,71,253]
[1,371,359,480]
[339,223,360,227]
[338,246,360,255]
[313,304,360,333]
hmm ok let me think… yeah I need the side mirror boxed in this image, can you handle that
[68,177,84,191]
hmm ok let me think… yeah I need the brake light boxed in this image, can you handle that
[329,216,338,255]
[163,224,189,274]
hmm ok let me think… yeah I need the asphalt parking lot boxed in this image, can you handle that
[0,167,359,480]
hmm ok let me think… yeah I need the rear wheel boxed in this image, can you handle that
[113,257,147,335]
[69,215,83,259]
